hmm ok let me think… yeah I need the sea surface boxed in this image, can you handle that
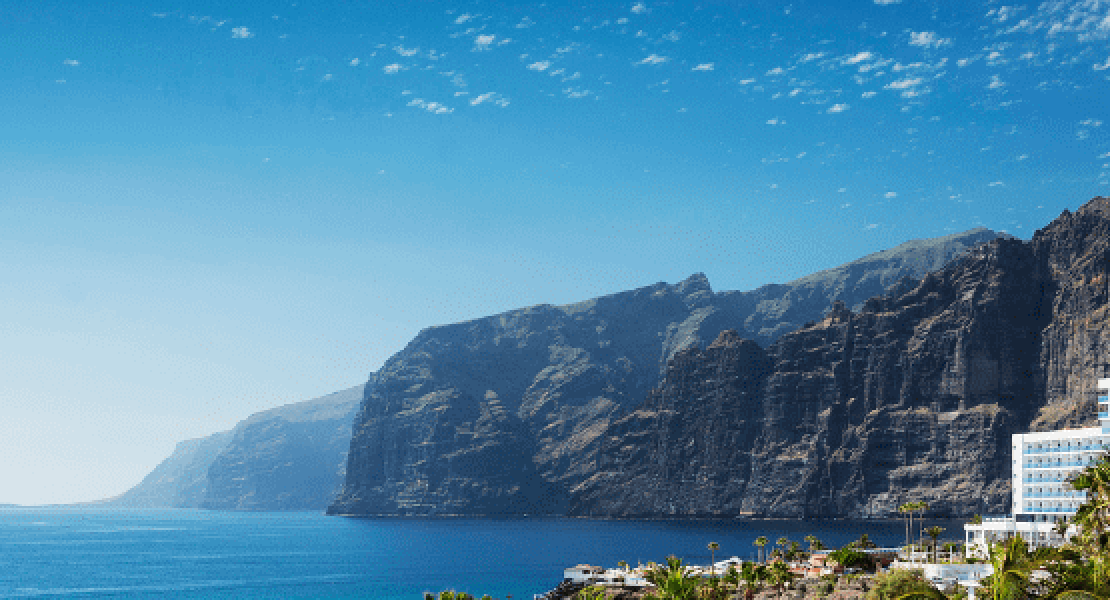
[0,508,963,599]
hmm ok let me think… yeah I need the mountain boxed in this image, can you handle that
[201,384,364,511]
[108,431,233,508]
[569,197,1110,518]
[107,384,363,511]
[329,228,1002,516]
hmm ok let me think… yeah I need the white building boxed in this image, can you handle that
[964,378,1110,557]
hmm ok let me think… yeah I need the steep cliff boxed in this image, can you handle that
[107,430,233,508]
[201,384,363,511]
[571,197,1110,518]
[330,228,1001,516]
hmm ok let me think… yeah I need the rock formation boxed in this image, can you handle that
[107,385,362,511]
[201,384,364,511]
[571,197,1110,518]
[107,430,233,508]
[330,228,1002,516]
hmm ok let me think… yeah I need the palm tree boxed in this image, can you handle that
[643,555,702,600]
[856,533,877,549]
[767,560,795,600]
[981,536,1038,600]
[805,535,822,554]
[899,503,913,549]
[915,502,929,543]
[708,542,719,575]
[925,526,945,563]
[776,537,790,561]
[755,536,769,564]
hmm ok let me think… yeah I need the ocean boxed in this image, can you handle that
[0,508,961,599]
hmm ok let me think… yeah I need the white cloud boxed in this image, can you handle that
[862,91,877,98]
[516,17,535,28]
[662,30,681,42]
[527,61,551,71]
[63,59,79,66]
[1100,152,1110,159]
[909,31,951,48]
[394,45,420,57]
[739,78,756,84]
[383,63,403,74]
[957,57,976,67]
[827,103,850,113]
[766,66,786,76]
[884,191,898,198]
[864,223,879,230]
[454,13,474,25]
[564,87,592,99]
[349,58,360,66]
[884,77,923,90]
[692,63,715,71]
[637,54,668,65]
[631,2,647,14]
[874,0,901,4]
[470,92,495,105]
[989,181,1005,187]
[473,34,496,50]
[766,117,782,125]
[1095,57,1110,70]
[988,74,1006,89]
[843,51,874,65]
[407,98,453,114]
[231,26,252,39]
[1081,119,1104,127]
[801,52,826,63]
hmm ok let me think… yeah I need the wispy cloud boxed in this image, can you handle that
[470,92,510,107]
[383,63,404,74]
[884,191,898,198]
[885,77,923,90]
[473,34,496,51]
[63,59,79,66]
[637,54,668,65]
[407,98,453,114]
[1080,119,1104,127]
[874,0,901,4]
[631,2,648,14]
[1095,57,1110,71]
[394,45,420,57]
[827,103,850,113]
[692,63,714,71]
[766,117,783,125]
[349,58,360,67]
[454,13,475,25]
[843,51,874,65]
[909,31,951,48]
[527,61,552,71]
[988,74,1006,89]
[231,26,252,39]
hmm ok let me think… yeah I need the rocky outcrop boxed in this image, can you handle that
[330,229,1001,516]
[201,384,363,511]
[107,430,233,508]
[571,197,1110,518]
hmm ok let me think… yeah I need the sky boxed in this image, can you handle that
[2,0,1109,505]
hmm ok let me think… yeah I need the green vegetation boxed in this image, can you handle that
[865,569,945,600]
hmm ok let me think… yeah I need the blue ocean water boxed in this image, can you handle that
[0,509,959,599]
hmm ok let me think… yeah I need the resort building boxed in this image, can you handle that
[963,378,1110,557]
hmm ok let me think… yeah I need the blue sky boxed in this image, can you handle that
[2,0,1109,505]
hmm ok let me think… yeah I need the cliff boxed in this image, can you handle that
[201,384,364,511]
[330,228,1001,516]
[107,430,233,508]
[571,197,1110,518]
[106,385,363,511]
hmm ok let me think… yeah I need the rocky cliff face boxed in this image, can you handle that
[107,430,233,508]
[202,384,363,511]
[330,228,1001,516]
[107,385,362,511]
[571,197,1110,518]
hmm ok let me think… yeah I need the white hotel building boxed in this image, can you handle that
[964,378,1110,557]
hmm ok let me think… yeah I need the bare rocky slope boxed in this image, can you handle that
[107,431,234,508]
[329,228,1001,516]
[106,385,363,511]
[570,197,1110,518]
